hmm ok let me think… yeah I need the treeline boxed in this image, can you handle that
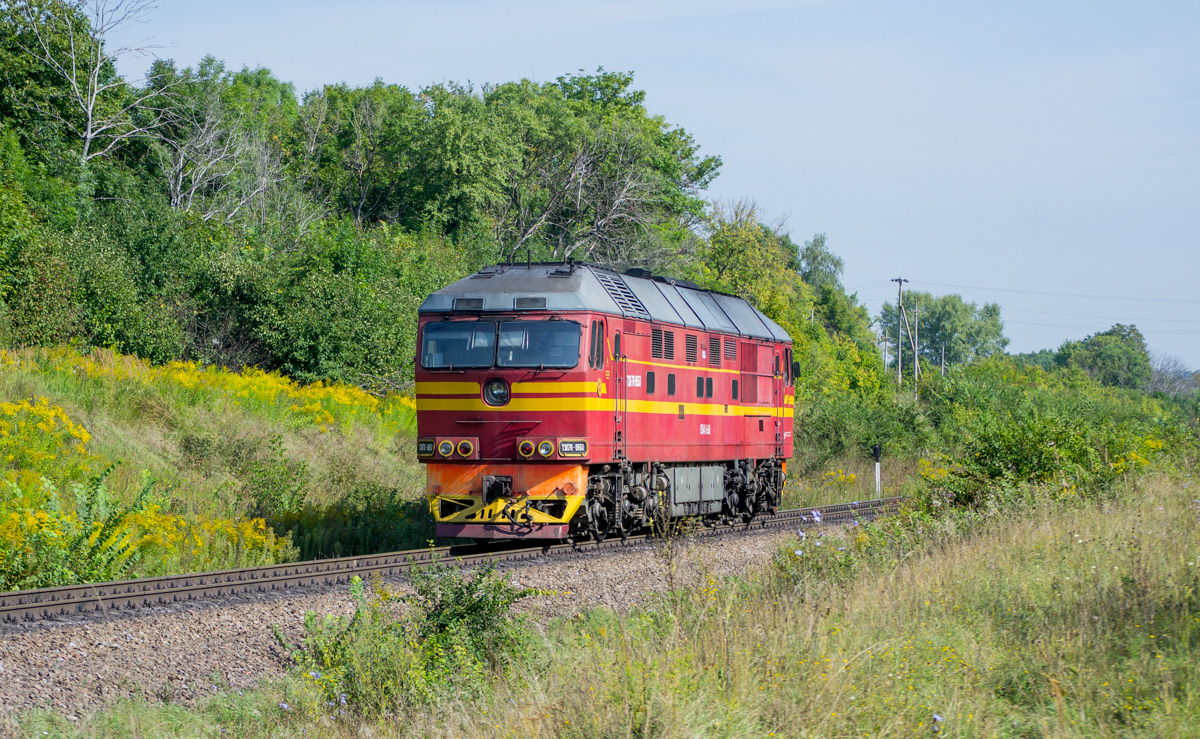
[2,2,1194,471]
[0,1,879,394]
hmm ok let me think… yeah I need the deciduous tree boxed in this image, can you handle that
[878,291,1009,370]
[6,0,175,166]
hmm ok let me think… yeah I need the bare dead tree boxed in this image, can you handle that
[558,127,655,262]
[10,0,177,164]
[152,83,243,211]
[1147,352,1198,397]
[495,122,694,269]
[341,93,396,223]
[222,129,284,224]
[494,140,589,255]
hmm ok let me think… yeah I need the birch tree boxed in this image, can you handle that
[7,0,174,165]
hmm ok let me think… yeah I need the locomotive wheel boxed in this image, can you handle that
[588,501,610,542]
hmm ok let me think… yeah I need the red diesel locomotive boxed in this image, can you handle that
[416,262,796,542]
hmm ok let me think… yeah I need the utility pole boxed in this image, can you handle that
[907,301,916,388]
[941,344,945,376]
[891,278,908,385]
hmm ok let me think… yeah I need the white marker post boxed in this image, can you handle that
[872,444,882,496]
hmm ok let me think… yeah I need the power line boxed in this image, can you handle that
[848,280,892,292]
[1004,319,1200,335]
[1004,308,1200,323]
[911,281,1200,305]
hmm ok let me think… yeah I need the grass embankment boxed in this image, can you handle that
[0,347,422,590]
[0,344,898,591]
[16,470,1198,738]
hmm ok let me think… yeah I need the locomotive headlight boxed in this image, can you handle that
[483,378,510,406]
[457,439,475,457]
[437,440,454,457]
[517,439,535,458]
[536,440,554,457]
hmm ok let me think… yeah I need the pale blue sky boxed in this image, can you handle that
[112,1,1200,368]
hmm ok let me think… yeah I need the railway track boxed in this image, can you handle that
[0,497,902,624]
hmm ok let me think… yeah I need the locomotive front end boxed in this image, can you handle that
[416,267,603,539]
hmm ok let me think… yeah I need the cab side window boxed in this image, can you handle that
[589,320,605,369]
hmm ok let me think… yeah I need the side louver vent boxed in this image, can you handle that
[650,329,676,360]
[709,337,721,367]
[685,335,698,363]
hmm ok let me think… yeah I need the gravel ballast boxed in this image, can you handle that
[0,527,801,719]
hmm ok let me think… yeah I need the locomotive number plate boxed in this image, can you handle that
[417,438,435,457]
[558,439,589,457]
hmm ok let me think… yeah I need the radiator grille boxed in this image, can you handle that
[594,271,650,320]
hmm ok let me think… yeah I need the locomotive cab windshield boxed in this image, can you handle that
[421,319,581,370]
[420,321,496,369]
[497,320,580,368]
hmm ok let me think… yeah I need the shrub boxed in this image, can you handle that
[240,435,311,519]
[62,232,186,364]
[279,562,541,717]
[1,236,80,347]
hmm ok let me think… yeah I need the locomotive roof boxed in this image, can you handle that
[418,263,792,343]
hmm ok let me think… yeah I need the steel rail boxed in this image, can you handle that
[0,497,902,624]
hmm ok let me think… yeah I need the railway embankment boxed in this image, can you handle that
[0,523,814,721]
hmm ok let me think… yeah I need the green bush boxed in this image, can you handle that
[250,221,483,384]
[278,562,540,716]
[240,435,311,519]
[63,232,186,363]
[917,359,1189,506]
[1,236,80,347]
[792,389,932,472]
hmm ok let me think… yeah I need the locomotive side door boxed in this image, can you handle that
[613,330,626,459]
[772,351,784,457]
